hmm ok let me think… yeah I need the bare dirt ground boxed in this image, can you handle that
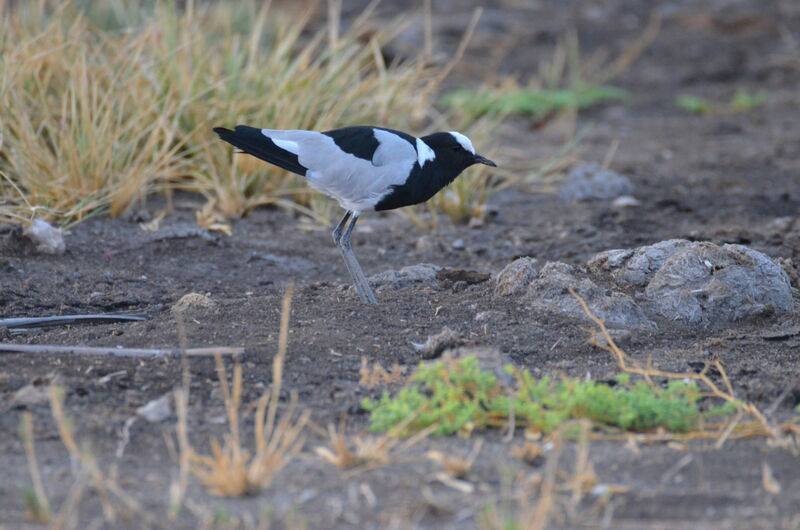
[3,1,800,528]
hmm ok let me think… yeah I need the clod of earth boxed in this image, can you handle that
[494,240,796,332]
[589,239,694,287]
[643,242,794,326]
[494,256,539,297]
[413,326,462,359]
[526,262,657,331]
[590,240,795,328]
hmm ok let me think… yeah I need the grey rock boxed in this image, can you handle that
[526,262,657,331]
[368,263,441,292]
[558,163,634,202]
[494,257,539,297]
[644,243,794,326]
[588,239,693,287]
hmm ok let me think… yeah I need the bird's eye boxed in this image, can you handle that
[451,146,461,152]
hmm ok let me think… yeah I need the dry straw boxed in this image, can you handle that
[0,1,504,227]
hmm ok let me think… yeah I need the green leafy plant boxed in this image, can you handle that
[677,90,768,114]
[361,356,737,436]
[441,84,627,122]
[730,89,768,111]
[676,94,714,114]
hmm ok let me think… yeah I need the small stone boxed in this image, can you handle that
[136,394,172,422]
[172,292,215,312]
[413,327,461,359]
[12,383,51,407]
[415,235,442,253]
[591,329,632,348]
[611,195,642,208]
[558,163,634,202]
[452,239,466,250]
[22,219,65,255]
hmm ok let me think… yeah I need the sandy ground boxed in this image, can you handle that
[2,1,800,528]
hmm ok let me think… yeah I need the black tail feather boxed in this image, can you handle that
[213,126,308,177]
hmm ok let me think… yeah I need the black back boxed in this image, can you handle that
[323,126,416,163]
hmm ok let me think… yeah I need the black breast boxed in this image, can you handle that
[374,159,465,211]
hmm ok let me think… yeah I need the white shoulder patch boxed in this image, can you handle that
[449,131,475,155]
[261,130,299,155]
[415,137,435,167]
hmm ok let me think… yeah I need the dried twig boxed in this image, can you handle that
[569,288,777,438]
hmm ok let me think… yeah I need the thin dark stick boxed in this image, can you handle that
[0,344,244,358]
[0,314,146,330]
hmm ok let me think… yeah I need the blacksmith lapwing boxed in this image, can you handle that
[213,125,496,304]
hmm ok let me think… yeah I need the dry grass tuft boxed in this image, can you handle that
[0,1,499,227]
[427,438,483,479]
[358,357,407,388]
[185,283,309,496]
[315,416,433,472]
[511,440,545,466]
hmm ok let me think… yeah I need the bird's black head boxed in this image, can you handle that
[372,130,497,212]
[421,131,496,171]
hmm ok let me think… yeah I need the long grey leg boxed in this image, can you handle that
[332,211,377,304]
[332,211,368,302]
[339,213,377,304]
[332,211,351,246]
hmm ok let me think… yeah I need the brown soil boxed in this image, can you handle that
[3,1,800,528]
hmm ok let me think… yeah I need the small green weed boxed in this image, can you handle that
[441,84,627,122]
[676,94,714,114]
[730,89,768,111]
[677,89,768,114]
[361,356,737,436]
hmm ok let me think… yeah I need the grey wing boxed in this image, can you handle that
[262,128,418,210]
